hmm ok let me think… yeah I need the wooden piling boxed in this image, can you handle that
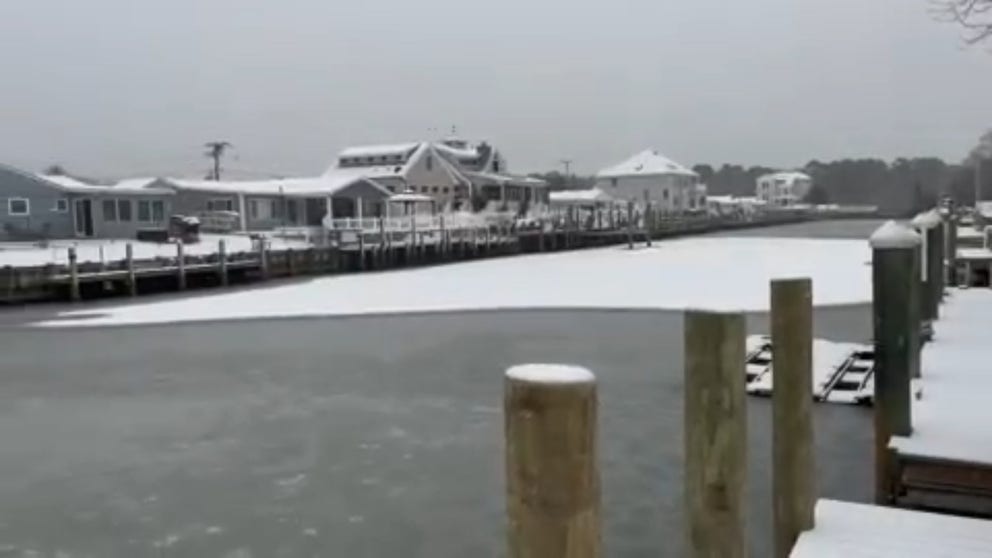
[287,248,296,276]
[439,215,447,260]
[771,278,815,558]
[257,239,268,280]
[645,205,653,248]
[944,212,958,285]
[912,211,941,329]
[538,223,546,252]
[378,217,387,268]
[68,247,80,302]
[357,230,366,270]
[869,221,920,504]
[684,310,747,558]
[504,364,600,558]
[125,243,137,296]
[218,239,228,286]
[626,201,634,249]
[177,242,187,290]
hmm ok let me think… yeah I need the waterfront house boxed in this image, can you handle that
[593,149,703,212]
[0,164,174,241]
[756,171,812,207]
[163,174,393,232]
[327,137,549,213]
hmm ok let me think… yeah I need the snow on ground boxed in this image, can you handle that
[791,499,992,557]
[889,289,992,465]
[0,234,310,267]
[36,236,872,328]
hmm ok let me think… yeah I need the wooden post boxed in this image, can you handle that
[504,364,600,558]
[177,242,187,290]
[218,239,228,286]
[439,215,447,260]
[287,248,296,276]
[68,247,80,302]
[684,310,747,558]
[378,217,387,268]
[357,229,366,271]
[410,215,417,265]
[912,211,941,332]
[485,225,492,254]
[645,204,653,248]
[257,239,268,280]
[626,201,634,249]
[771,278,815,558]
[933,213,945,302]
[125,243,137,296]
[538,222,545,252]
[944,211,958,285]
[870,221,920,504]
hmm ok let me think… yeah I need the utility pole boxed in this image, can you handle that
[204,141,233,181]
[560,159,573,188]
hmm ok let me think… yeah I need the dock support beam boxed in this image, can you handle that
[125,243,136,296]
[771,278,815,558]
[177,242,187,290]
[870,221,920,504]
[912,211,941,337]
[943,211,958,285]
[68,247,80,302]
[505,364,600,558]
[684,310,747,558]
[218,239,228,287]
[257,239,268,280]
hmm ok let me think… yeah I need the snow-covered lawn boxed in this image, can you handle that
[889,289,992,465]
[36,236,871,328]
[0,234,310,267]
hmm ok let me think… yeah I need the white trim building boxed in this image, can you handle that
[593,149,703,212]
[756,171,812,207]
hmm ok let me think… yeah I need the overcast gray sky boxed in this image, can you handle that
[0,0,989,178]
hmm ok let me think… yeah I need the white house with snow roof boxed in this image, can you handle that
[325,137,547,213]
[756,171,812,207]
[594,149,703,212]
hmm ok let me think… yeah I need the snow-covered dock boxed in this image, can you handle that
[745,335,874,404]
[791,499,992,557]
[887,289,992,509]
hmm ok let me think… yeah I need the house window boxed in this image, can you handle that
[386,186,396,193]
[248,199,273,220]
[53,198,69,213]
[118,199,132,222]
[137,200,151,222]
[102,199,117,221]
[492,159,501,173]
[663,189,669,200]
[8,198,29,216]
[426,155,434,171]
[442,187,449,194]
[151,200,165,222]
[610,178,618,188]
[432,186,439,194]
[207,198,234,212]
[422,186,430,193]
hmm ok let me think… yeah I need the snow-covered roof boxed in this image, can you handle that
[38,174,173,195]
[168,175,390,198]
[549,188,613,204]
[338,143,421,159]
[465,171,546,187]
[758,171,811,182]
[390,190,434,203]
[597,149,697,178]
[433,142,480,160]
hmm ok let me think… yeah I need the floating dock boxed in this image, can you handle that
[745,335,875,404]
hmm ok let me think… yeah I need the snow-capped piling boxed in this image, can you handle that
[176,242,186,290]
[504,364,600,558]
[869,220,919,504]
[942,209,958,286]
[684,310,747,557]
[912,211,943,327]
[125,243,136,296]
[770,278,815,558]
[68,247,80,302]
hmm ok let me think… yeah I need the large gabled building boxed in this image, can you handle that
[593,149,704,212]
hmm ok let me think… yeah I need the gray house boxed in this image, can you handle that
[0,164,174,241]
[164,175,393,231]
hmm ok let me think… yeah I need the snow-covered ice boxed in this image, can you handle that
[791,499,992,557]
[36,236,872,328]
[0,234,309,267]
[889,289,992,465]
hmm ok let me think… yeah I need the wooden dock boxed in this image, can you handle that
[0,212,819,304]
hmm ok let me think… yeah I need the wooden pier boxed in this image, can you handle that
[0,212,819,304]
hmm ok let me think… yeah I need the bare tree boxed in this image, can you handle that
[204,141,233,181]
[933,0,992,44]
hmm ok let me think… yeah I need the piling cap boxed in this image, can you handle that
[911,210,941,229]
[869,220,921,249]
[505,364,596,385]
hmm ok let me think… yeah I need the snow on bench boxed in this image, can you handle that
[792,499,992,557]
[889,289,992,466]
